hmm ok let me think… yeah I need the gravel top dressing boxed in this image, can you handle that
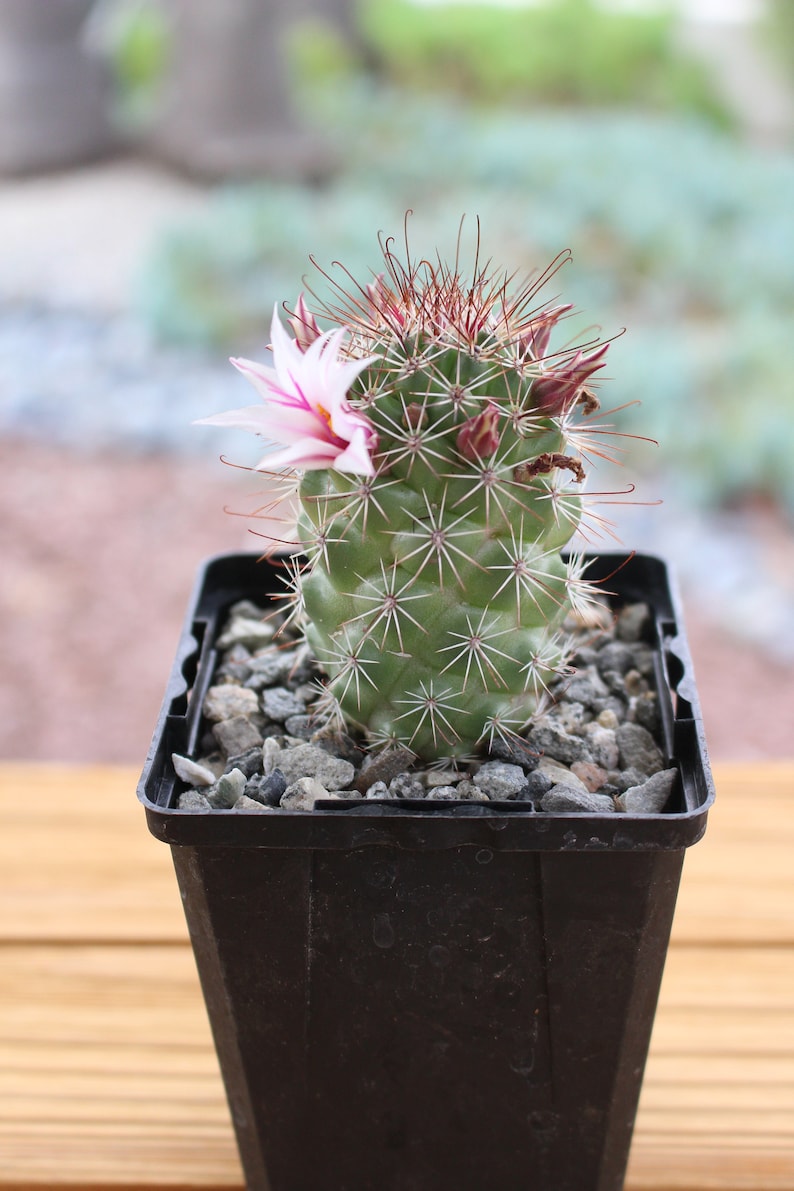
[174,596,678,816]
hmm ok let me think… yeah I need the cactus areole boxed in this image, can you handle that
[200,233,617,762]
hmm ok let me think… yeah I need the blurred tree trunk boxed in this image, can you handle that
[0,0,114,175]
[151,0,346,179]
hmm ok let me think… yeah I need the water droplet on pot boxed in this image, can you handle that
[372,913,395,949]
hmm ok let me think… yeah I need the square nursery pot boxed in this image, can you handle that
[138,551,714,1191]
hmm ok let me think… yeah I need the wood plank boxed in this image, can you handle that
[0,944,242,1187]
[1,943,792,1189]
[2,762,793,945]
[0,764,187,942]
[673,762,794,945]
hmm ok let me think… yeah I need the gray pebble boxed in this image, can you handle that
[214,714,264,758]
[616,768,678,814]
[208,767,247,809]
[260,686,306,723]
[547,700,588,735]
[203,684,260,723]
[262,736,283,775]
[365,781,390,799]
[244,649,299,690]
[215,643,253,684]
[216,615,274,652]
[284,714,315,739]
[608,767,649,793]
[615,603,650,643]
[176,789,212,811]
[540,785,617,814]
[426,785,461,800]
[472,761,527,800]
[592,695,628,722]
[519,770,552,800]
[389,773,425,799]
[232,794,275,813]
[602,669,632,698]
[526,718,589,765]
[280,777,336,810]
[561,668,609,709]
[596,641,636,676]
[629,642,655,677]
[452,780,490,801]
[537,757,588,791]
[633,692,660,734]
[244,768,287,807]
[228,599,269,621]
[354,746,416,793]
[582,723,620,770]
[570,645,599,668]
[486,735,539,771]
[224,747,263,778]
[616,722,664,775]
[423,768,461,788]
[272,742,355,790]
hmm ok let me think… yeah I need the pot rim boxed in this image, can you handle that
[138,550,715,852]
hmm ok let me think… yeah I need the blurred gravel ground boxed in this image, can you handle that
[0,440,265,763]
[1,439,792,763]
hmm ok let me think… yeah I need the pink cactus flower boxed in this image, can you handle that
[197,308,378,476]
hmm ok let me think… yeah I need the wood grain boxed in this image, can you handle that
[1,762,792,1189]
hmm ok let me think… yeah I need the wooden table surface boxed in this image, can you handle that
[0,762,792,1190]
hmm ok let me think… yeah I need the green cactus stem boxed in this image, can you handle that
[202,233,619,761]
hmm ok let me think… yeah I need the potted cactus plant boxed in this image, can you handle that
[138,227,714,1191]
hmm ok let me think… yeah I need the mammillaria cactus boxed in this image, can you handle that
[200,231,616,762]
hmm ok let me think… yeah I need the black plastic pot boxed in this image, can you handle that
[138,551,714,1191]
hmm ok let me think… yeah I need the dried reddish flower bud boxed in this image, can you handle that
[403,403,428,429]
[287,293,322,352]
[531,343,609,415]
[517,304,573,361]
[366,273,407,331]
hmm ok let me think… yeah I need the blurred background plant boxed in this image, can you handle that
[137,79,794,513]
[356,0,731,120]
[765,0,794,78]
[87,0,170,131]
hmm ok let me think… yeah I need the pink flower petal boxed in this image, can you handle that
[199,308,378,477]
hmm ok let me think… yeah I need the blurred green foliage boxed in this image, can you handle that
[89,0,170,128]
[766,0,794,78]
[139,72,793,511]
[355,0,730,123]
